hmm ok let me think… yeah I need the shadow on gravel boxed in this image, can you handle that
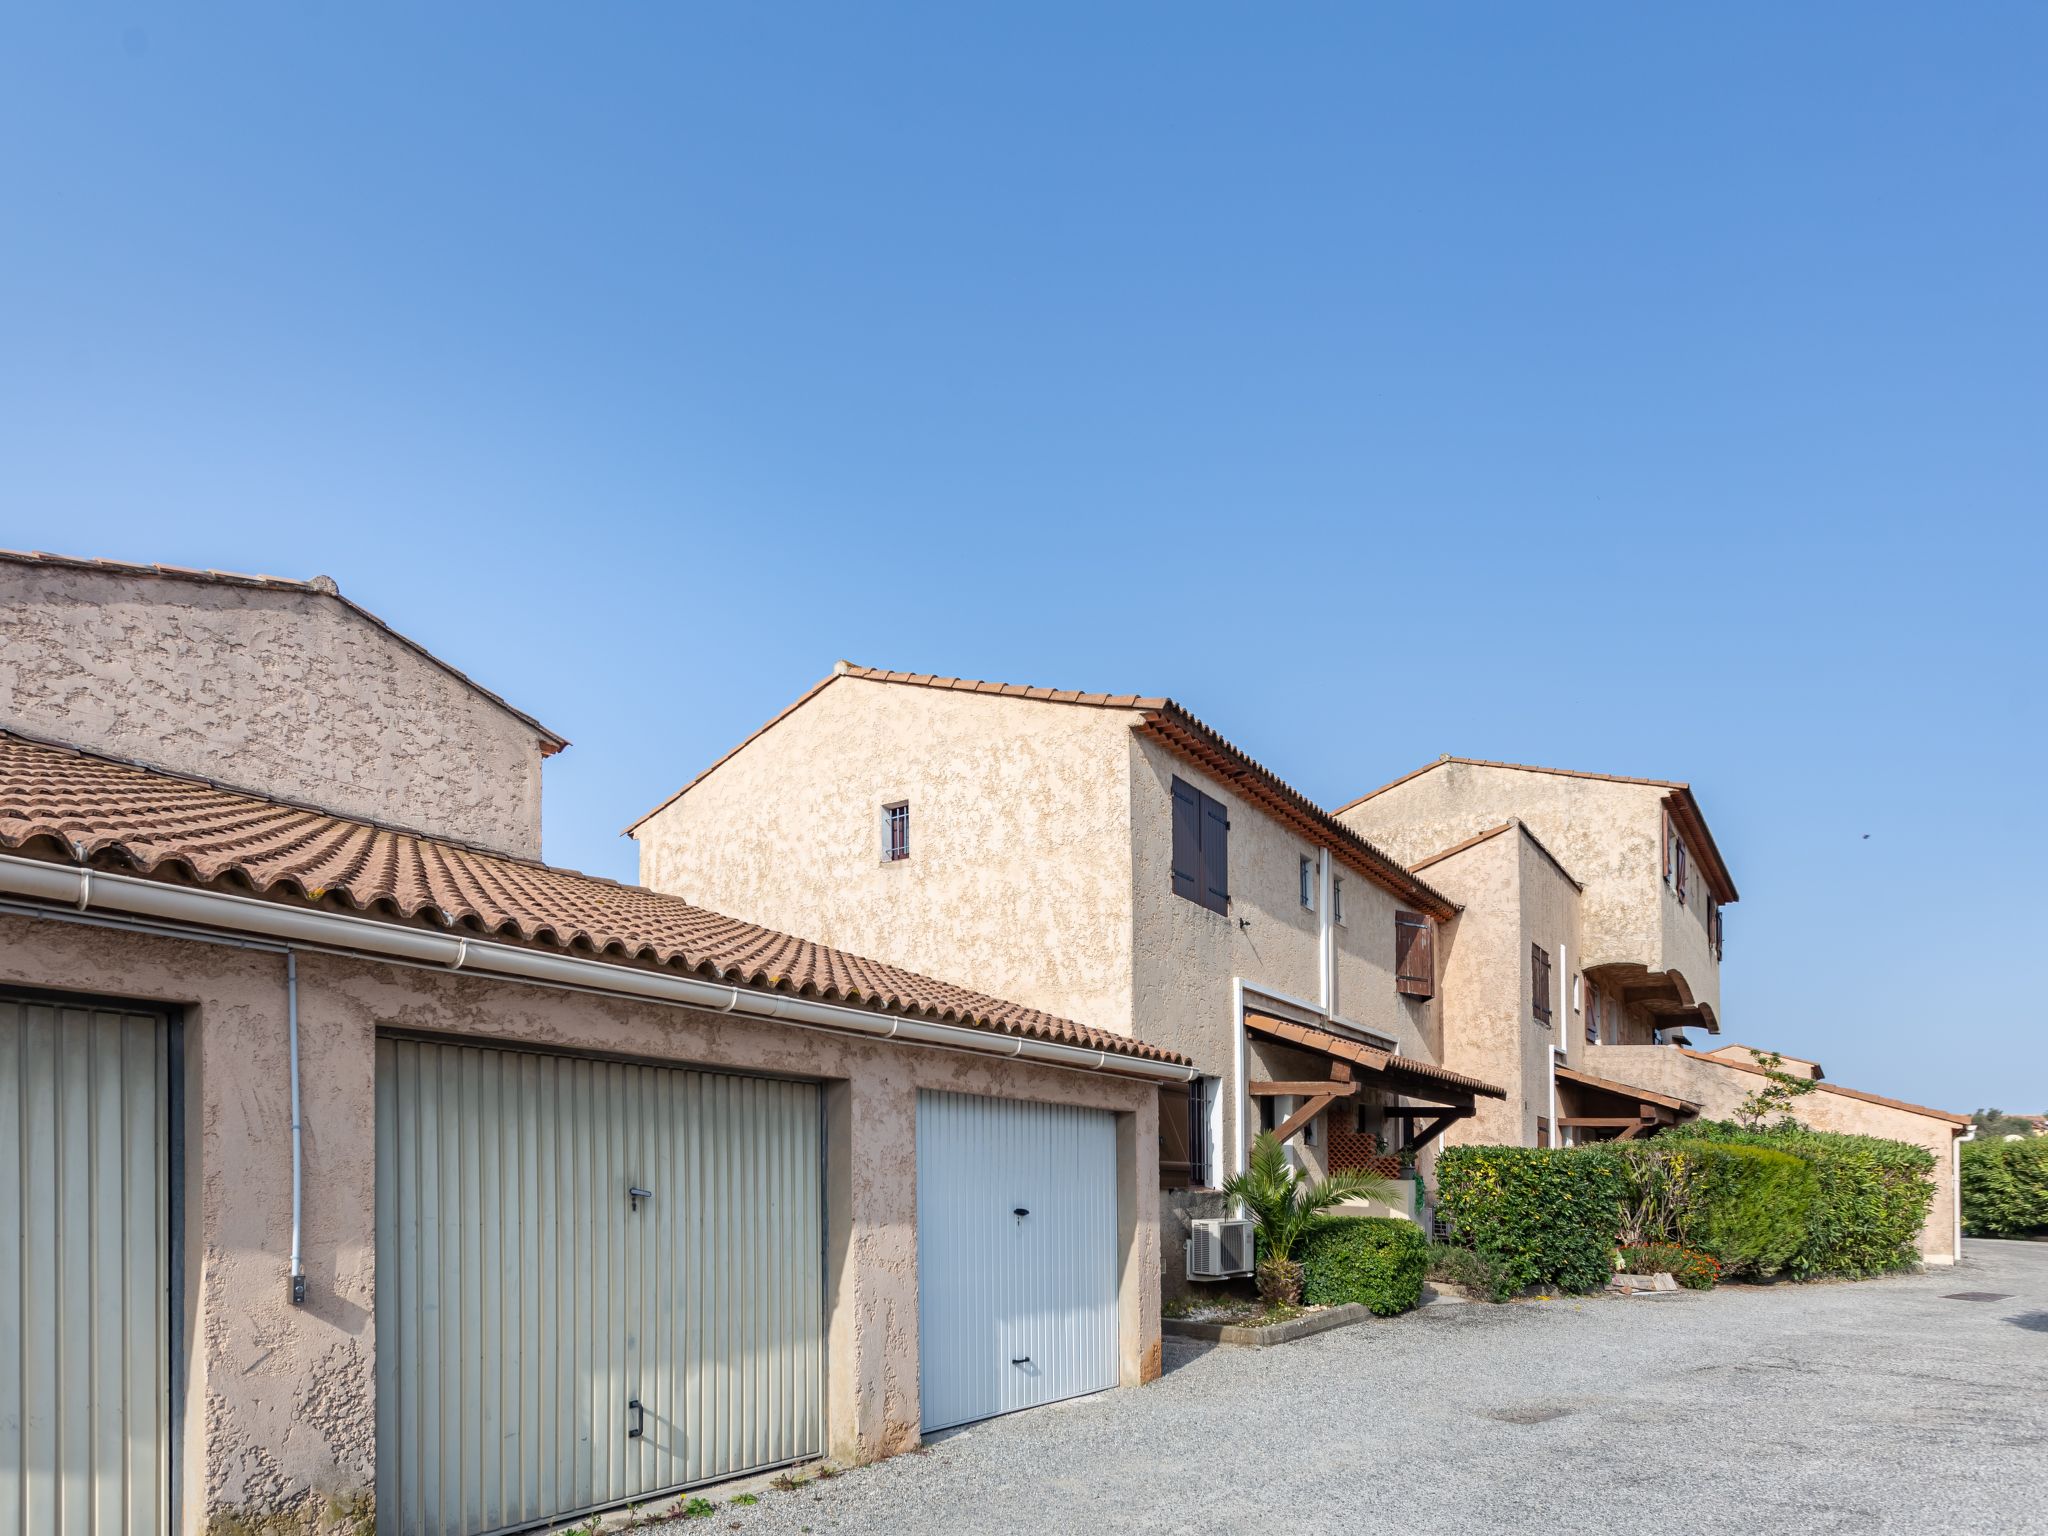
[2006,1310,2048,1333]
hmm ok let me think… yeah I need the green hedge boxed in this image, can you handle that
[1676,1142,1814,1277]
[1300,1216,1429,1315]
[1664,1121,1934,1278]
[1434,1146,1626,1301]
[1961,1139,2048,1237]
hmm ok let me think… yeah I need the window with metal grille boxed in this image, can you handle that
[882,801,910,862]
[1299,855,1314,910]
[1395,912,1434,998]
[1333,876,1345,925]
[1532,942,1553,1024]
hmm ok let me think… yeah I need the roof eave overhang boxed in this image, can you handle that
[1137,707,1459,921]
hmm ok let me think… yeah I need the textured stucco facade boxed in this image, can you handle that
[1340,759,1723,1021]
[635,675,1140,1036]
[0,908,1163,1534]
[1405,824,1584,1148]
[1588,1044,1964,1264]
[0,558,556,857]
[634,673,1454,1222]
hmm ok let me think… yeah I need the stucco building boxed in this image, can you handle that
[629,665,1509,1285]
[0,555,1190,1536]
[1338,755,1969,1262]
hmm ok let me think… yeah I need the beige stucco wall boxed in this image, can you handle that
[0,563,550,857]
[1126,734,1440,1176]
[0,908,1163,1533]
[1587,1044,1961,1264]
[1412,826,1584,1149]
[635,676,1140,1037]
[1339,762,1722,1019]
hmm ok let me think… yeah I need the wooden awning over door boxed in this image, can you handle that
[1554,1063,1699,1140]
[1243,1012,1504,1154]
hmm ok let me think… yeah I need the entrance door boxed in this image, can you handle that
[0,996,171,1536]
[375,1038,822,1536]
[915,1090,1119,1433]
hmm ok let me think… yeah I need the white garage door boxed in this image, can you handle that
[375,1038,823,1536]
[0,996,171,1536]
[916,1091,1118,1434]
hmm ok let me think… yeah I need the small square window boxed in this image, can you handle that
[1299,855,1315,910]
[882,801,910,863]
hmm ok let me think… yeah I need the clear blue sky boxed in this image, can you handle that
[2,6,2041,1112]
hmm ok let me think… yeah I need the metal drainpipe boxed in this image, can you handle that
[287,949,306,1306]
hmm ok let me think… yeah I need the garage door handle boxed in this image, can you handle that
[1013,1207,1030,1217]
[629,1186,653,1213]
[628,1398,644,1439]
[1011,1356,1031,1366]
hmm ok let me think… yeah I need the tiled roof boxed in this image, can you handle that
[1676,1048,1966,1127]
[627,663,1460,919]
[0,549,567,752]
[1407,819,1582,891]
[1554,1063,1699,1115]
[0,730,1184,1066]
[1244,1011,1506,1101]
[1339,754,1737,904]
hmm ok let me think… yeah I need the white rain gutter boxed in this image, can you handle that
[0,852,1197,1084]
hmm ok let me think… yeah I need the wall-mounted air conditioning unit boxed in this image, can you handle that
[1186,1216,1256,1280]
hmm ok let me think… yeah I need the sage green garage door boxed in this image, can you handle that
[375,1038,823,1536]
[0,996,171,1536]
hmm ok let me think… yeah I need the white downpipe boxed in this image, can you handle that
[1316,847,1334,1015]
[1231,976,1249,1177]
[1955,1127,1974,1262]
[0,852,1197,1084]
[287,950,305,1305]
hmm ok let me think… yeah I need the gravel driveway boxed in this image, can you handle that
[642,1239,2048,1536]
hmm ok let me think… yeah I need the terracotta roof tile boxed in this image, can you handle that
[1675,1048,1965,1127]
[626,663,1458,918]
[0,731,1184,1067]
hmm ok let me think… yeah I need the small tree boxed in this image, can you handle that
[1971,1108,2039,1141]
[1220,1130,1398,1307]
[1733,1049,1818,1130]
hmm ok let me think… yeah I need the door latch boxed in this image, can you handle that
[629,1186,653,1213]
[1013,1207,1030,1218]
[628,1398,645,1439]
[1010,1356,1031,1366]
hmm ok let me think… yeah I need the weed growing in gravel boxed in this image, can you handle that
[730,1493,759,1506]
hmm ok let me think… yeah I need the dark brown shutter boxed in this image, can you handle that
[1532,943,1552,1022]
[1200,792,1230,915]
[1395,912,1434,998]
[1537,1116,1552,1149]
[1171,777,1200,902]
[1585,980,1600,1044]
[1675,839,1687,905]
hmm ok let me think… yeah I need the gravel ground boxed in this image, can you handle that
[637,1240,2048,1536]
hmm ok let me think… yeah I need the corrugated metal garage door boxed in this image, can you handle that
[916,1091,1118,1433]
[0,996,171,1536]
[375,1038,823,1536]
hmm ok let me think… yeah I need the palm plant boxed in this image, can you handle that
[1220,1130,1401,1306]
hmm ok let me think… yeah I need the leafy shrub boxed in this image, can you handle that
[1678,1142,1814,1276]
[1300,1216,1429,1315]
[1617,1242,1720,1290]
[1664,1121,1935,1278]
[1961,1138,2048,1237]
[1434,1146,1627,1300]
[1425,1241,1503,1300]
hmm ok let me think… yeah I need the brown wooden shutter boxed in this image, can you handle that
[1394,912,1434,998]
[1200,791,1230,915]
[1537,1116,1552,1149]
[1585,980,1600,1044]
[1171,777,1200,902]
[1532,943,1552,1022]
[1675,838,1687,905]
